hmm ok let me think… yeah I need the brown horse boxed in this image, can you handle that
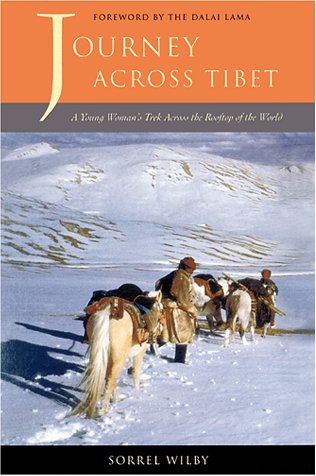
[71,291,163,418]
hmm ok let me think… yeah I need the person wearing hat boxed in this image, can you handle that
[260,269,278,327]
[260,269,278,295]
[169,257,199,363]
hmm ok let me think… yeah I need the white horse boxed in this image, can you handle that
[71,291,162,418]
[224,289,255,347]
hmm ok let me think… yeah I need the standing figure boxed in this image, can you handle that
[169,257,199,363]
[155,257,199,363]
[260,269,279,327]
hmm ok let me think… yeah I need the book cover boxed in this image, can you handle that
[1,0,315,474]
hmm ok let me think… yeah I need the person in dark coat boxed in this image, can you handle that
[259,269,278,327]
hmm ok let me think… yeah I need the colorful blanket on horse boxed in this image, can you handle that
[85,284,153,316]
[194,273,222,294]
[83,284,161,345]
[84,296,148,344]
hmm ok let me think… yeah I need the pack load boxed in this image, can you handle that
[85,283,150,316]
[155,271,177,300]
[83,283,161,344]
[194,273,222,294]
[237,278,267,298]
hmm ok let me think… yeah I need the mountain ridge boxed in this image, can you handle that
[2,141,314,273]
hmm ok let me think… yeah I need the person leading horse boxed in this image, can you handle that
[156,257,199,364]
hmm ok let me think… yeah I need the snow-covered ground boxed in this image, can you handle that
[1,133,314,452]
[1,266,315,447]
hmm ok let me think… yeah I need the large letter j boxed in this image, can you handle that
[37,13,75,122]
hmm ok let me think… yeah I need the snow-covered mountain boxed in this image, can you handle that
[1,138,314,274]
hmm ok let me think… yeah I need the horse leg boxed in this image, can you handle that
[224,318,235,347]
[250,324,255,342]
[202,302,215,332]
[249,311,256,342]
[224,295,239,347]
[214,304,224,327]
[270,311,276,328]
[224,328,231,347]
[100,350,129,415]
[207,315,215,332]
[262,322,269,338]
[240,328,248,346]
[149,342,159,355]
[239,318,249,346]
[131,344,147,390]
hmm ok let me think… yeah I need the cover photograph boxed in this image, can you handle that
[1,0,315,474]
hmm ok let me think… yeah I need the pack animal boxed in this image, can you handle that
[71,288,162,418]
[193,275,229,330]
[224,289,255,347]
[237,278,279,337]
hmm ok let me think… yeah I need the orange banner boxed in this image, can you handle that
[2,1,315,106]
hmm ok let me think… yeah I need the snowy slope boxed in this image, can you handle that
[2,139,314,273]
[1,133,314,451]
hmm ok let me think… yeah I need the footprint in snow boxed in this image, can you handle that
[27,422,83,444]
[167,371,178,378]
[140,373,151,380]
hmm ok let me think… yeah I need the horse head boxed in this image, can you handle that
[134,290,164,337]
[146,289,162,300]
[265,284,276,297]
[144,290,163,310]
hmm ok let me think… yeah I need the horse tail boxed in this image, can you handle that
[228,293,241,332]
[224,293,240,347]
[71,306,110,418]
[232,310,239,333]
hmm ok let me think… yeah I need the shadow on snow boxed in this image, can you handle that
[1,335,84,407]
[15,321,83,344]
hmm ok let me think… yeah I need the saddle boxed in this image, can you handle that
[85,295,149,345]
[85,284,152,316]
[84,284,161,345]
